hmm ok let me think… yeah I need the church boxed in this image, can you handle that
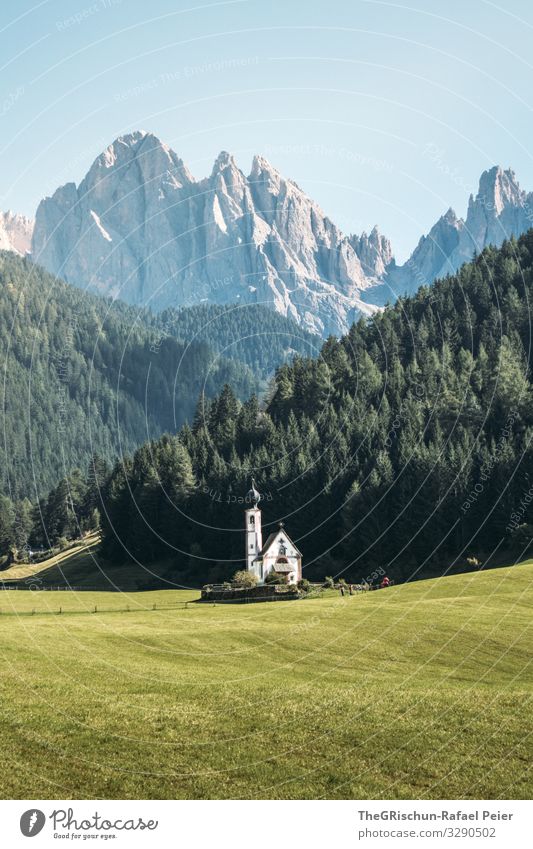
[244,481,302,585]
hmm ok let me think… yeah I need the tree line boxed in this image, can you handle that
[96,232,533,584]
[4,232,533,584]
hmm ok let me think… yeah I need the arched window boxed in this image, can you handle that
[279,544,286,555]
[249,515,255,525]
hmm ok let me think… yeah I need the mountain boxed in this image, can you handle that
[0,251,316,499]
[0,211,33,255]
[370,166,533,302]
[28,133,533,332]
[412,166,532,284]
[101,230,533,584]
[31,131,384,336]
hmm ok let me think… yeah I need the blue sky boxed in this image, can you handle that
[1,0,533,260]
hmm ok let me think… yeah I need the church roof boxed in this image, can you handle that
[256,527,302,558]
[272,561,294,573]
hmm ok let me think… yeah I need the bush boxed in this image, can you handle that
[324,575,335,589]
[297,578,311,593]
[265,571,288,585]
[232,570,258,587]
[57,536,70,551]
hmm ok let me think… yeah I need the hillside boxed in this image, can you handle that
[0,533,174,591]
[101,230,533,584]
[0,252,316,500]
[0,560,531,798]
[157,302,320,379]
[0,251,259,499]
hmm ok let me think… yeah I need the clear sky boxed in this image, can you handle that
[2,0,533,260]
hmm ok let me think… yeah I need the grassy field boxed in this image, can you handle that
[0,550,532,799]
[0,533,177,591]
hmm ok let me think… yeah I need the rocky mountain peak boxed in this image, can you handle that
[476,165,523,214]
[0,211,34,255]
[94,130,148,170]
[249,155,290,206]
[212,150,237,172]
[389,165,533,298]
[32,135,383,334]
[462,165,528,255]
[29,133,533,334]
[86,131,194,193]
[400,208,463,287]
[442,207,460,224]
[249,154,282,180]
[350,225,393,278]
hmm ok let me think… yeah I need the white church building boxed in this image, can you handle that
[244,481,302,585]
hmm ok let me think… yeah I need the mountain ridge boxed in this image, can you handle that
[30,131,389,335]
[19,133,533,333]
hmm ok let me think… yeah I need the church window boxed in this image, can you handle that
[249,515,255,525]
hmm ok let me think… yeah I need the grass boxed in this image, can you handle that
[0,533,179,591]
[0,534,102,586]
[0,549,532,799]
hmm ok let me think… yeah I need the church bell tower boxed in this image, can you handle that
[245,480,263,578]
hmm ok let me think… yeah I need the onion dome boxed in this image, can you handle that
[246,478,261,505]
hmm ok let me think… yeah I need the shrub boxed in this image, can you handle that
[324,575,335,589]
[265,571,288,585]
[57,536,70,551]
[297,578,311,593]
[278,583,297,593]
[232,570,258,588]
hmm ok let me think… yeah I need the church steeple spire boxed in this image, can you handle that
[246,478,261,505]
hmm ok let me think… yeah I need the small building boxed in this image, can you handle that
[245,481,302,584]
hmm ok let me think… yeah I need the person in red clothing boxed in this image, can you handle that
[380,576,391,588]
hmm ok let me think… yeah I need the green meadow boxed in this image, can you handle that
[0,555,532,799]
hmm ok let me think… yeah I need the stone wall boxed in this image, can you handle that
[200,584,299,603]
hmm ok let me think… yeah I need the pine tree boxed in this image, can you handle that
[0,496,15,556]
